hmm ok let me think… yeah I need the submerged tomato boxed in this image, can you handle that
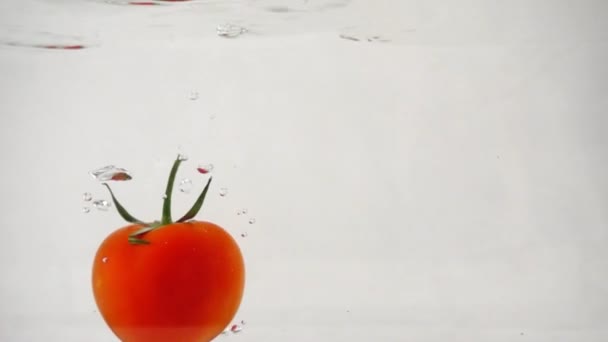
[92,156,245,342]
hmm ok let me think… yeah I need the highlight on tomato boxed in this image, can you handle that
[91,155,245,342]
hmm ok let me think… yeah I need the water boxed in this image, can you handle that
[0,0,425,50]
[2,1,607,342]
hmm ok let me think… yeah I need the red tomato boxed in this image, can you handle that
[91,157,245,342]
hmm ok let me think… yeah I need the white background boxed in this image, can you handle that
[0,0,607,341]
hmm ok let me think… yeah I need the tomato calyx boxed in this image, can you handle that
[102,155,213,245]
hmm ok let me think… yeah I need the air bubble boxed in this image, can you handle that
[230,324,242,333]
[219,187,228,197]
[248,218,256,224]
[189,91,199,100]
[179,178,193,193]
[89,165,132,182]
[93,199,112,211]
[216,23,248,38]
[102,257,108,263]
[83,192,92,201]
[82,207,90,213]
[197,163,214,174]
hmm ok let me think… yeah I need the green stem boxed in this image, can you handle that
[102,183,144,224]
[177,176,212,223]
[161,156,183,225]
[98,155,215,245]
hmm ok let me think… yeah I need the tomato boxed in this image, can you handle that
[92,156,245,342]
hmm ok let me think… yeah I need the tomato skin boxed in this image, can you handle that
[92,221,245,342]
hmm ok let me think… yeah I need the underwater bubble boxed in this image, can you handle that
[241,232,248,238]
[93,199,112,211]
[248,218,256,224]
[179,178,193,193]
[217,23,248,38]
[162,194,168,199]
[219,187,228,197]
[241,320,246,325]
[230,324,242,333]
[89,165,132,182]
[178,154,189,161]
[189,91,199,100]
[82,207,90,213]
[197,163,214,174]
[339,34,360,41]
[102,257,108,263]
[82,192,92,201]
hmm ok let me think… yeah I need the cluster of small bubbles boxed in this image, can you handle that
[82,192,93,213]
[189,91,199,101]
[221,320,246,335]
[219,187,228,197]
[93,199,112,211]
[179,178,193,193]
[236,208,248,215]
